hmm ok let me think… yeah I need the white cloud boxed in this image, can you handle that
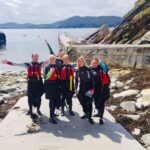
[10,0,22,4]
[5,2,19,7]
[0,0,137,24]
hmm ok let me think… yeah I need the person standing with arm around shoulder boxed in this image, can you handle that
[60,54,75,116]
[75,56,95,125]
[43,55,60,124]
[1,53,48,119]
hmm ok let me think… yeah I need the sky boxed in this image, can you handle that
[0,0,137,24]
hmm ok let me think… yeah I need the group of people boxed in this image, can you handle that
[2,52,110,125]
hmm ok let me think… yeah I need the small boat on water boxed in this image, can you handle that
[0,31,6,48]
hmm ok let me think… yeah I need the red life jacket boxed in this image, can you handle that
[47,67,59,81]
[60,66,74,80]
[100,70,110,85]
[27,63,41,78]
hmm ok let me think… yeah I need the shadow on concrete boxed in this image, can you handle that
[36,112,133,143]
[14,110,134,144]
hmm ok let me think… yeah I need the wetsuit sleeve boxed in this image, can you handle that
[75,70,79,90]
[56,58,63,69]
[2,60,28,68]
[40,61,49,68]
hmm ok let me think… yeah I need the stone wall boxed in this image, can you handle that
[58,34,150,69]
[69,45,150,69]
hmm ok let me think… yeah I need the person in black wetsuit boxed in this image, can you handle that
[2,53,47,119]
[75,56,95,125]
[43,55,60,124]
[60,54,75,116]
[91,58,110,124]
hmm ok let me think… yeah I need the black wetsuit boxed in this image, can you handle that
[25,62,44,114]
[60,64,75,114]
[75,66,94,120]
[44,64,60,119]
[91,66,110,119]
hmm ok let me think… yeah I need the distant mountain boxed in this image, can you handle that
[47,16,123,28]
[0,22,38,29]
[0,16,123,29]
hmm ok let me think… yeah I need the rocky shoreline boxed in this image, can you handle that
[0,71,27,119]
[106,68,150,149]
[0,68,150,148]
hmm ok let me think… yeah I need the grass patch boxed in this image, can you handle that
[133,7,150,22]
[134,0,145,9]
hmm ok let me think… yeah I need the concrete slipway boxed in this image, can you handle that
[0,96,145,150]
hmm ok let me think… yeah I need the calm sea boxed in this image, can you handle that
[0,28,97,73]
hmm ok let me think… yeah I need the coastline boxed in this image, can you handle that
[0,68,150,148]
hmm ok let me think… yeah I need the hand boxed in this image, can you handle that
[75,89,78,96]
[1,59,7,64]
[90,88,95,95]
[1,59,13,65]
[50,68,54,72]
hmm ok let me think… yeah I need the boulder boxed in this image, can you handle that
[147,147,150,150]
[0,31,6,47]
[110,82,116,89]
[125,78,134,85]
[141,134,150,147]
[124,86,130,90]
[83,24,110,43]
[123,114,140,121]
[135,89,150,108]
[0,97,4,104]
[141,89,150,100]
[110,77,118,83]
[135,97,150,109]
[95,24,110,43]
[134,31,150,44]
[110,89,116,93]
[120,101,136,112]
[132,128,141,135]
[0,87,17,94]
[106,105,117,111]
[2,94,12,100]
[136,93,142,98]
[15,78,27,83]
[113,90,139,99]
[137,109,149,115]
[115,81,124,89]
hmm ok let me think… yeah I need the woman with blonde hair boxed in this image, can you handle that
[75,56,95,124]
